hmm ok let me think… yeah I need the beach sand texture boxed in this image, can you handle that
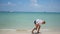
[0,29,60,34]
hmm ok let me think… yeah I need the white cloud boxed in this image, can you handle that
[8,2,11,5]
[30,0,39,6]
[7,2,16,6]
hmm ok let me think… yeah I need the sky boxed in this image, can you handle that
[0,0,60,12]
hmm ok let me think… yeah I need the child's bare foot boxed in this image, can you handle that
[37,32,40,33]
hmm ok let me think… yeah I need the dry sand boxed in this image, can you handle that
[0,29,60,34]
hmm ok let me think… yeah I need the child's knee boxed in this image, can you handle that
[34,28,37,30]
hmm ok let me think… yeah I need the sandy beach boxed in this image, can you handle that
[0,12,60,34]
[0,29,60,34]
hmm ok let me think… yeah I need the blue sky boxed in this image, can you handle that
[0,0,60,12]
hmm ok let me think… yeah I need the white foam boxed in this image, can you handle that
[0,28,50,32]
[27,29,50,32]
[0,29,16,31]
[40,29,50,32]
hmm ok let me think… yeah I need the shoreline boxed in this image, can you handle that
[0,28,60,32]
[0,29,60,34]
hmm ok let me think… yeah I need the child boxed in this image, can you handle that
[32,19,46,34]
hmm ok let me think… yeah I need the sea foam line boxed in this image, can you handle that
[0,29,16,31]
[0,29,50,32]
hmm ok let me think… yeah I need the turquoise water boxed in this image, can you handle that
[0,12,60,30]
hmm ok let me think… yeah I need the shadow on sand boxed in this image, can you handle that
[32,32,41,34]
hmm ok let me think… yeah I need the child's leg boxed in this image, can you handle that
[37,25,40,33]
[32,28,37,33]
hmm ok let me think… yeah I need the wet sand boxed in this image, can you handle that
[0,29,60,34]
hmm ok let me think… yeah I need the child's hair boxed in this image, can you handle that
[34,20,36,24]
[43,21,46,24]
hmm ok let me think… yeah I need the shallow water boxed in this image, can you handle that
[0,12,60,30]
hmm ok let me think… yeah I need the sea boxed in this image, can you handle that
[0,12,60,31]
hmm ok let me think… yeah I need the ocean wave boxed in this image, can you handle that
[0,28,50,32]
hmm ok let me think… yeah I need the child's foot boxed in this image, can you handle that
[37,32,40,33]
